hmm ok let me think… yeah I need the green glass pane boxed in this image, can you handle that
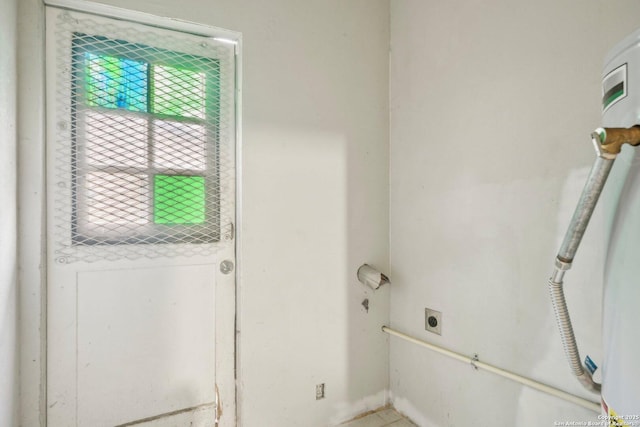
[153,65,205,118]
[85,52,148,112]
[154,175,206,224]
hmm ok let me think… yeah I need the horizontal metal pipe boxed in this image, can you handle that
[381,326,600,413]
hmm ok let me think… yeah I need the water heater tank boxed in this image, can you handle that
[601,28,640,419]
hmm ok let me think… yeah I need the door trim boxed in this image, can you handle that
[36,2,242,425]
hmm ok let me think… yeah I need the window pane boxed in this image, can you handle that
[153,120,206,171]
[85,52,148,112]
[153,65,205,119]
[154,175,205,224]
[87,173,149,226]
[86,111,148,168]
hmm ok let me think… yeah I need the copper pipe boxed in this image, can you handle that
[599,126,640,154]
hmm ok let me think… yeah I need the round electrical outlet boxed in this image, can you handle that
[428,316,438,328]
[425,308,442,335]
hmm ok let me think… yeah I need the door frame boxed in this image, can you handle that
[18,1,242,425]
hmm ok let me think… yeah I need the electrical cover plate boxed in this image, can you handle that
[425,308,442,335]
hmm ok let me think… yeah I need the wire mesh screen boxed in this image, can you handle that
[50,9,236,263]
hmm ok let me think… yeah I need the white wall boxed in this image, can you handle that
[389,1,640,426]
[0,0,18,425]
[18,1,390,426]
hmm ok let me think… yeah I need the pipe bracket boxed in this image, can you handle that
[471,353,479,371]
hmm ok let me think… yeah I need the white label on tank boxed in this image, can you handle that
[603,63,627,112]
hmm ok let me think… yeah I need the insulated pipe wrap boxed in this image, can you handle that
[548,128,640,394]
[548,134,613,395]
[558,156,615,262]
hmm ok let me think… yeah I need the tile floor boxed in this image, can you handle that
[340,407,417,427]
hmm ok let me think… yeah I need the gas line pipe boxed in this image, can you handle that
[549,126,640,394]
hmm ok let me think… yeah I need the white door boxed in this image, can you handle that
[45,6,238,426]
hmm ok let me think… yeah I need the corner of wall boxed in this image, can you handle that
[0,0,19,425]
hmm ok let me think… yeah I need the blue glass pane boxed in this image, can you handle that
[85,52,148,112]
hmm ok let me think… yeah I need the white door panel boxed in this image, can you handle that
[76,265,215,426]
[47,255,235,426]
[45,6,238,426]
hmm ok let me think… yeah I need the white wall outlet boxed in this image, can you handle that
[425,308,442,335]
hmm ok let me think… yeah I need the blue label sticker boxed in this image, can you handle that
[585,355,598,375]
